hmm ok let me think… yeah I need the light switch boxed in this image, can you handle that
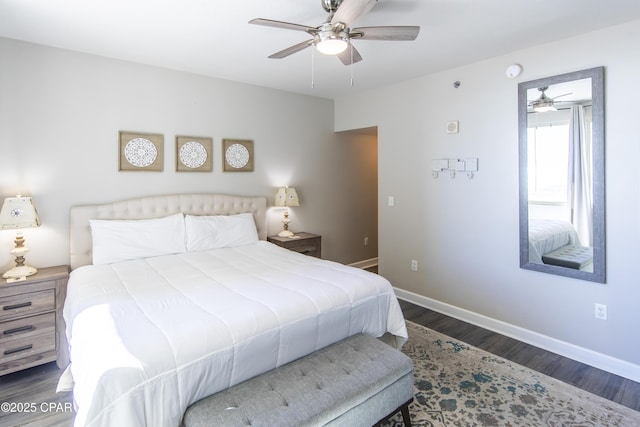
[387,196,395,207]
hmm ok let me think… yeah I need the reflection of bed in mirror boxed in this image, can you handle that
[528,219,593,270]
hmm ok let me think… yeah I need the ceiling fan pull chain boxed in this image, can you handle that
[350,44,354,87]
[311,48,315,88]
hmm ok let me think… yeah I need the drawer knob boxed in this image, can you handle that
[4,344,33,356]
[2,302,32,311]
[3,325,35,336]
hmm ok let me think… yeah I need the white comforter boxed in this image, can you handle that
[62,241,407,427]
[528,219,580,263]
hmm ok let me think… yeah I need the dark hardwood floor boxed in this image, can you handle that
[401,299,640,413]
[1,299,638,427]
[0,361,74,427]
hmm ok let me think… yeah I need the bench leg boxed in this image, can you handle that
[400,399,412,427]
[374,398,413,427]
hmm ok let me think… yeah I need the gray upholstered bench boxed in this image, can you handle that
[542,245,593,269]
[183,334,414,427]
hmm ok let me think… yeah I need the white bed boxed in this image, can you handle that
[528,219,580,263]
[59,194,407,427]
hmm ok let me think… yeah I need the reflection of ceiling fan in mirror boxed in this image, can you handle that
[528,86,572,112]
[249,0,421,65]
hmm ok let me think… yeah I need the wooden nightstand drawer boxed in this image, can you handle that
[0,289,55,322]
[289,244,318,256]
[0,266,69,376]
[1,312,55,344]
[267,232,322,258]
[0,330,55,363]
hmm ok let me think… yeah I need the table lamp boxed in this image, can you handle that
[0,195,41,279]
[274,187,300,238]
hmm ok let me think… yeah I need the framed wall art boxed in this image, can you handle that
[223,139,254,172]
[119,131,164,171]
[176,136,213,172]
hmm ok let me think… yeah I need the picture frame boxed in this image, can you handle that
[222,139,254,172]
[176,136,213,172]
[119,131,164,171]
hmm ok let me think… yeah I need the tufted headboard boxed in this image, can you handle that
[69,194,268,270]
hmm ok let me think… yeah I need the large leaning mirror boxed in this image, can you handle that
[518,66,605,283]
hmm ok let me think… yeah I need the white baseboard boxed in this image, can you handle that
[395,287,640,384]
[348,257,378,269]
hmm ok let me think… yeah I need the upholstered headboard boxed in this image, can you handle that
[69,194,268,270]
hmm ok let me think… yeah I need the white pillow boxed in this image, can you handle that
[90,213,186,265]
[185,213,259,252]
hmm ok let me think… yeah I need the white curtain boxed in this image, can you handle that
[567,105,593,246]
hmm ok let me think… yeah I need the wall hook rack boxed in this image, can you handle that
[431,158,478,179]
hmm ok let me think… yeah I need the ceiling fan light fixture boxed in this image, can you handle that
[315,29,349,55]
[533,102,557,113]
[531,86,557,112]
[250,0,420,65]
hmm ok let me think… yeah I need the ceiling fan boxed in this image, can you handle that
[249,0,420,65]
[529,86,572,112]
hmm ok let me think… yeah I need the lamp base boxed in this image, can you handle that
[279,208,295,238]
[3,265,37,280]
[278,230,296,238]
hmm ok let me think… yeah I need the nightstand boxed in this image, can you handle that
[268,232,322,258]
[0,265,69,376]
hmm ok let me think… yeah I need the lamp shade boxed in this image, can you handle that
[0,196,41,229]
[275,187,300,207]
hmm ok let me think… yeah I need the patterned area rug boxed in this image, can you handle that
[383,321,640,427]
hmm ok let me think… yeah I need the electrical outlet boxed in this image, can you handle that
[594,303,607,320]
[364,237,369,246]
[410,260,418,271]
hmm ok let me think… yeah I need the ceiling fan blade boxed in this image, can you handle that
[551,92,572,100]
[268,39,315,59]
[352,26,420,41]
[331,0,378,26]
[249,18,316,33]
[337,44,363,65]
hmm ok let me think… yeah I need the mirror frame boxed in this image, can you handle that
[518,66,605,283]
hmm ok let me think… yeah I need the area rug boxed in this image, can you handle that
[383,321,640,427]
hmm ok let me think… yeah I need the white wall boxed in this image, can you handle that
[335,20,640,380]
[0,37,378,269]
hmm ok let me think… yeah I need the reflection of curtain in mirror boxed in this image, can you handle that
[568,105,593,246]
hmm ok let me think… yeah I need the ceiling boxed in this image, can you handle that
[1,0,639,100]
